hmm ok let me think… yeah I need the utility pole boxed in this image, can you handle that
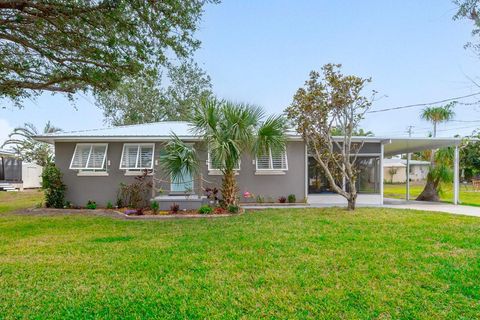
[405,126,413,201]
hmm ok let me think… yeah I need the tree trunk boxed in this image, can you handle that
[347,193,357,211]
[221,169,238,207]
[416,178,440,202]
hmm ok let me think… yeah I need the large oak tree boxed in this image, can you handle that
[0,0,216,106]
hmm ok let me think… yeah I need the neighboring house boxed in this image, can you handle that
[383,158,430,183]
[34,121,461,207]
[0,149,43,191]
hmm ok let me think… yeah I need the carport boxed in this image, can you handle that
[383,138,462,204]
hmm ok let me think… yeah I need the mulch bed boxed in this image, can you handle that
[10,208,243,220]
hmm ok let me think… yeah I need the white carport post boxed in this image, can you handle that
[406,153,411,201]
[453,145,460,205]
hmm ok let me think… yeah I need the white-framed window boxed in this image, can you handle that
[70,143,108,172]
[120,143,155,170]
[207,151,240,171]
[256,148,288,171]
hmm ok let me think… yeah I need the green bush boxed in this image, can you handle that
[86,200,97,210]
[287,194,296,203]
[150,201,159,214]
[198,205,213,214]
[41,163,66,208]
[227,204,240,214]
[106,201,114,209]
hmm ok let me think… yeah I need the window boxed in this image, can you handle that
[70,144,108,171]
[256,148,288,171]
[120,144,154,170]
[207,151,240,171]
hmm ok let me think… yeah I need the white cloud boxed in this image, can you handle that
[0,118,14,148]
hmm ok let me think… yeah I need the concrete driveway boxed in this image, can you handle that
[384,198,480,218]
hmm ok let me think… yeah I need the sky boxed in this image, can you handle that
[1,0,479,144]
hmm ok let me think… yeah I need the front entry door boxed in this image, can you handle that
[171,169,193,193]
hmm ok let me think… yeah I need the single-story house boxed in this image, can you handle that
[383,158,430,183]
[0,149,43,191]
[34,121,462,207]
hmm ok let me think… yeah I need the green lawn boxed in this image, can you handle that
[0,189,43,213]
[384,182,480,206]
[1,201,480,318]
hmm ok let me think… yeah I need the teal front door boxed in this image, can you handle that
[171,170,193,193]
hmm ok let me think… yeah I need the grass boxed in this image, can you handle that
[0,189,43,213]
[1,202,480,318]
[384,182,480,206]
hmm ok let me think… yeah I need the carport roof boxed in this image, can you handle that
[383,137,462,156]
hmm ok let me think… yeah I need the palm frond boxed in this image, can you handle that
[160,133,199,183]
[254,115,287,155]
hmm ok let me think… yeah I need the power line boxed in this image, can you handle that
[368,92,480,114]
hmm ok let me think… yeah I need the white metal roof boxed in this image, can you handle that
[34,121,463,155]
[384,158,431,167]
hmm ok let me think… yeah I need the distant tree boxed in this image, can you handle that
[417,103,456,201]
[95,62,212,126]
[285,63,376,210]
[388,167,398,184]
[420,103,456,138]
[454,0,480,55]
[331,127,374,137]
[2,122,61,166]
[460,132,480,180]
[0,0,217,106]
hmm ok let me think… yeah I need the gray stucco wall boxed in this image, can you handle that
[196,141,307,203]
[55,140,307,207]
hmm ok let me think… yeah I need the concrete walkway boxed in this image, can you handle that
[383,198,480,217]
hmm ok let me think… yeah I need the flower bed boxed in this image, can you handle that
[118,206,233,216]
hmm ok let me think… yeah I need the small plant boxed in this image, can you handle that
[213,207,226,214]
[150,201,159,214]
[198,205,213,214]
[63,201,72,209]
[86,200,97,210]
[106,201,114,209]
[125,209,137,215]
[256,195,265,203]
[136,207,144,215]
[278,196,287,203]
[227,204,240,214]
[170,203,180,214]
[35,202,43,209]
[287,194,296,203]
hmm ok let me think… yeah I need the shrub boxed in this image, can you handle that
[287,194,296,203]
[106,201,114,209]
[86,200,97,210]
[117,171,152,208]
[227,204,240,213]
[170,203,180,214]
[256,195,265,203]
[41,163,66,208]
[278,196,287,203]
[150,201,159,214]
[64,201,72,209]
[198,205,213,214]
[204,187,220,203]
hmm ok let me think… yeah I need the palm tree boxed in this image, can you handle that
[416,103,455,201]
[161,99,287,207]
[2,121,61,166]
[420,102,455,138]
